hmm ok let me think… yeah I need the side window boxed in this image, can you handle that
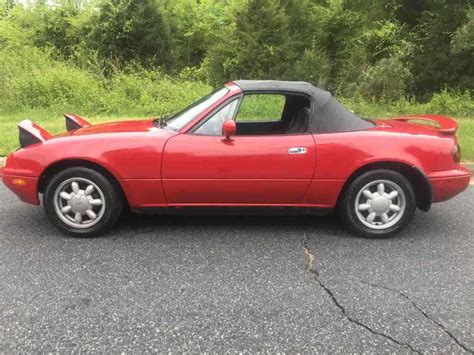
[194,99,239,136]
[234,93,311,136]
[236,94,285,122]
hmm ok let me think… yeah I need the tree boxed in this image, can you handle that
[207,0,293,86]
[409,0,473,98]
[388,0,427,28]
[355,56,412,100]
[308,1,366,92]
[88,0,172,71]
[0,0,472,98]
[33,2,82,58]
[452,7,474,53]
[160,0,233,72]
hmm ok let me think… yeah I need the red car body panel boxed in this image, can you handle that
[302,125,470,206]
[2,120,176,206]
[1,82,471,211]
[1,173,39,205]
[428,168,472,202]
[162,134,316,204]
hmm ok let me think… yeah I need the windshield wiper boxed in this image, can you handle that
[154,114,171,128]
[159,116,168,128]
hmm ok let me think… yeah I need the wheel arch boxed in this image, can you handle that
[337,161,432,212]
[37,159,128,206]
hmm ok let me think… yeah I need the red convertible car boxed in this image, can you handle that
[0,80,470,238]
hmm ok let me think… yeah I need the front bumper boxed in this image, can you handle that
[1,171,40,205]
[428,167,471,203]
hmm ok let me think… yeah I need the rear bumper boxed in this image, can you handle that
[1,171,40,205]
[428,167,471,203]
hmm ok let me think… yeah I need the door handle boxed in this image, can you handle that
[288,147,307,154]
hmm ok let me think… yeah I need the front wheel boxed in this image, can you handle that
[43,167,123,237]
[338,169,416,238]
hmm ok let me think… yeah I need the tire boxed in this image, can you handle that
[43,167,123,237]
[338,169,416,238]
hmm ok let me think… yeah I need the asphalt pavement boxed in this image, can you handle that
[0,184,473,353]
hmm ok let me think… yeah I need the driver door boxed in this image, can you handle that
[162,93,316,205]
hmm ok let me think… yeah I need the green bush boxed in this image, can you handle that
[354,56,412,101]
[286,49,331,88]
[428,90,474,117]
[103,70,210,115]
[0,46,211,116]
[0,46,104,111]
[341,91,474,119]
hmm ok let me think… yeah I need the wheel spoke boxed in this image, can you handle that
[389,204,400,212]
[86,210,97,220]
[61,205,72,214]
[363,190,373,199]
[381,213,389,223]
[377,183,385,195]
[358,203,371,211]
[84,185,95,196]
[74,212,82,223]
[59,192,72,200]
[71,181,80,194]
[89,199,103,206]
[366,212,376,223]
[387,191,399,200]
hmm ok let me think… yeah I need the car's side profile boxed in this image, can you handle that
[0,80,470,238]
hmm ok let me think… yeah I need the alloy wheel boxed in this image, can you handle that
[354,179,406,230]
[53,177,106,229]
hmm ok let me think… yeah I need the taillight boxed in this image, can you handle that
[452,144,461,163]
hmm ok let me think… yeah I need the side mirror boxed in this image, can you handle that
[222,120,236,140]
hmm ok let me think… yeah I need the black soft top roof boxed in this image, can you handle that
[232,80,374,133]
[233,80,332,107]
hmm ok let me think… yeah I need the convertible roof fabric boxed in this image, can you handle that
[233,80,374,133]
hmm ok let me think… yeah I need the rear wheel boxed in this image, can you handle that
[339,169,416,238]
[43,167,123,237]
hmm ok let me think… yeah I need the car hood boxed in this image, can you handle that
[55,119,158,137]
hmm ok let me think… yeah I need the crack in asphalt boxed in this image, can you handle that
[302,237,420,353]
[359,280,474,354]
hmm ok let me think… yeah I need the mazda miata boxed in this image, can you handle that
[1,80,470,238]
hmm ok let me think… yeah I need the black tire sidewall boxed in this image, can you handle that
[340,169,416,238]
[43,167,122,237]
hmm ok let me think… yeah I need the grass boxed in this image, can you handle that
[458,119,474,162]
[1,107,473,162]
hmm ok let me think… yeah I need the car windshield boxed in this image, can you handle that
[164,88,229,131]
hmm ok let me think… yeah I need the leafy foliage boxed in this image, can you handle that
[0,0,472,159]
[87,0,172,71]
[407,0,473,99]
[207,0,293,85]
[355,56,412,101]
[452,7,474,53]
[0,0,472,105]
[0,45,210,115]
